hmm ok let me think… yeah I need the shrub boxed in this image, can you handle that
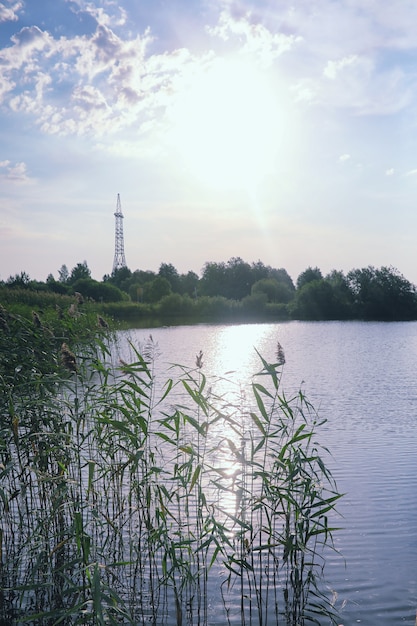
[71,278,127,303]
[157,292,195,317]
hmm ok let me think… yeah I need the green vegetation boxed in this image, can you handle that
[2,258,417,325]
[0,306,342,625]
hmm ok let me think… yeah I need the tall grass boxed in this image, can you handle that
[0,306,342,625]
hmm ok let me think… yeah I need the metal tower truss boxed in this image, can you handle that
[112,193,127,273]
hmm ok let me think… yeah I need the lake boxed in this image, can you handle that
[117,320,417,626]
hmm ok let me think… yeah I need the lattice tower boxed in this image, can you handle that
[112,193,127,273]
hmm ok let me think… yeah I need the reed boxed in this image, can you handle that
[0,308,342,625]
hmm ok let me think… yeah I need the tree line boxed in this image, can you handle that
[2,257,417,321]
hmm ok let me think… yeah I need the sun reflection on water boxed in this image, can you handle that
[204,323,269,379]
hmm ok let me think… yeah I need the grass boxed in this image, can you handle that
[0,305,342,625]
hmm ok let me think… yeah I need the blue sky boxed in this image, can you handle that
[1,0,417,284]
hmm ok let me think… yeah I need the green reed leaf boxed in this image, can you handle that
[252,385,270,422]
[249,411,266,435]
[87,459,95,494]
[184,412,208,436]
[189,464,201,492]
[155,431,177,445]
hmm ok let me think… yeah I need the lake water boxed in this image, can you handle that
[118,320,417,625]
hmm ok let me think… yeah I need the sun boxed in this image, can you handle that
[166,56,288,192]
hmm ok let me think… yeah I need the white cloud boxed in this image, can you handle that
[207,9,302,66]
[250,0,417,115]
[324,55,359,80]
[68,0,127,28]
[7,161,27,180]
[317,52,411,115]
[385,168,394,176]
[339,154,351,162]
[290,79,317,103]
[0,1,22,23]
[0,159,31,182]
[0,0,416,146]
[10,25,52,61]
[0,19,166,136]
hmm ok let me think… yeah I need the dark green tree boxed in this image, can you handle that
[347,266,417,320]
[179,271,199,297]
[46,274,70,295]
[108,266,132,291]
[131,269,156,284]
[296,267,323,290]
[69,261,91,284]
[225,257,253,300]
[125,270,157,300]
[325,270,354,319]
[200,257,253,300]
[6,272,30,288]
[71,278,126,303]
[270,268,295,292]
[159,263,181,293]
[200,261,227,297]
[251,278,294,304]
[128,283,144,302]
[58,264,69,283]
[143,276,172,303]
[250,260,271,283]
[292,279,337,320]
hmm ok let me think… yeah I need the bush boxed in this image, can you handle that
[241,292,268,315]
[0,285,74,311]
[71,278,127,303]
[98,300,154,322]
[157,293,195,317]
[194,295,238,320]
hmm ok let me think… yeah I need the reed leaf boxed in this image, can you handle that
[0,308,343,625]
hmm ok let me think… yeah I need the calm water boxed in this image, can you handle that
[118,320,417,625]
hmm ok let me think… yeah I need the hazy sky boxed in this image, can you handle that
[1,0,417,284]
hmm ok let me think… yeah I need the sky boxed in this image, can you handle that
[1,0,417,285]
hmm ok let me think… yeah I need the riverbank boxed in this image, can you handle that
[3,282,417,328]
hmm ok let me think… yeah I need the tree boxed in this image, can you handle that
[225,257,253,300]
[128,283,144,302]
[109,266,132,291]
[131,269,156,284]
[58,264,69,283]
[179,271,199,297]
[270,268,295,292]
[6,272,30,288]
[69,261,91,284]
[296,267,323,290]
[251,278,294,304]
[347,266,417,320]
[200,261,227,297]
[159,263,181,293]
[250,260,271,283]
[292,279,336,320]
[46,274,69,295]
[200,257,253,300]
[325,270,353,319]
[71,278,126,302]
[143,277,172,303]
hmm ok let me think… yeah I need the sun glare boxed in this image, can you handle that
[166,56,287,191]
